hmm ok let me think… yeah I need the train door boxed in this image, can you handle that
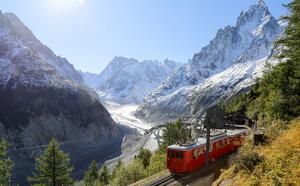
[175,150,184,172]
[217,138,229,157]
[215,140,222,158]
[232,136,242,150]
[167,149,185,173]
[191,148,200,171]
[227,137,232,152]
[224,138,230,154]
[206,143,214,161]
[198,146,205,167]
[214,140,222,159]
[167,149,176,171]
[167,149,171,168]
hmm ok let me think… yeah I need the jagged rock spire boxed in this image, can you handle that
[258,0,267,7]
[236,0,271,29]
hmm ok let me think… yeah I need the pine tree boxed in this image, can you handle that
[136,148,152,168]
[160,118,189,149]
[0,139,13,185]
[146,151,166,176]
[110,159,122,181]
[275,0,300,119]
[99,165,110,185]
[28,138,74,186]
[83,160,99,186]
[110,159,146,186]
[254,0,300,121]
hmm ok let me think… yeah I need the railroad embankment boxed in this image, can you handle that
[214,118,300,186]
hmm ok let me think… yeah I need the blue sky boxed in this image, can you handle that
[1,0,290,73]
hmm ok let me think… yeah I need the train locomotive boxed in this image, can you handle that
[167,128,247,173]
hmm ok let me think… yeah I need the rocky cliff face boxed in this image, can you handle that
[80,57,180,104]
[0,10,117,144]
[0,10,118,184]
[135,1,285,123]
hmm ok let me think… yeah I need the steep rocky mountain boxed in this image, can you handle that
[0,10,119,184]
[135,1,286,123]
[81,57,180,104]
[0,12,84,84]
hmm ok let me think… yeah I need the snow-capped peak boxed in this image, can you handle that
[258,0,267,7]
[236,0,275,36]
[80,57,180,104]
[135,1,285,122]
[0,11,84,85]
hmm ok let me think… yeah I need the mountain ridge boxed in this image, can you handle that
[1,11,84,84]
[135,1,285,122]
[80,57,181,104]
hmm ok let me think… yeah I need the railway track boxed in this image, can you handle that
[146,174,179,186]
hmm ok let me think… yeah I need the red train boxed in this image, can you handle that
[167,129,247,173]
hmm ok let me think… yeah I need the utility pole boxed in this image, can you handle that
[204,104,224,169]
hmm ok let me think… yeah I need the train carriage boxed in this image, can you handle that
[167,129,247,174]
[167,143,205,173]
[227,129,247,151]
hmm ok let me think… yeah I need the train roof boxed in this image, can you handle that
[227,128,247,136]
[167,128,247,151]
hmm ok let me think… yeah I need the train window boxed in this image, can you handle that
[193,150,198,159]
[217,139,227,148]
[168,150,175,158]
[218,141,221,148]
[204,145,213,152]
[199,147,205,155]
[176,151,184,159]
